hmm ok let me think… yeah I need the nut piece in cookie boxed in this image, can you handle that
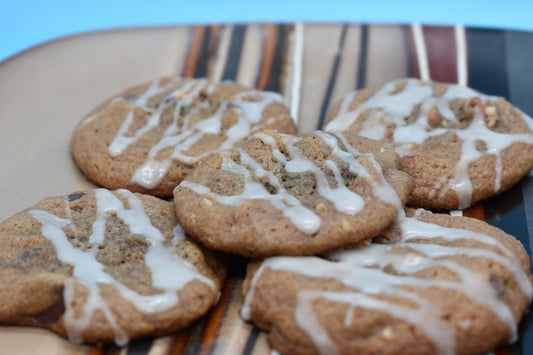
[174,130,414,258]
[325,78,533,209]
[0,189,226,345]
[70,77,297,198]
[241,208,533,355]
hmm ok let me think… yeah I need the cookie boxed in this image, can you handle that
[241,208,533,355]
[174,130,414,258]
[324,78,533,209]
[70,77,297,198]
[0,189,226,345]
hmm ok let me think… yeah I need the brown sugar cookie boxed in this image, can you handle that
[70,77,296,198]
[0,189,226,345]
[324,78,533,210]
[174,130,414,258]
[241,208,533,355]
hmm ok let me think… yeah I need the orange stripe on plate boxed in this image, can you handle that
[84,347,104,355]
[183,25,206,78]
[462,203,485,221]
[167,328,193,355]
[197,275,240,355]
[255,24,277,90]
[86,345,123,355]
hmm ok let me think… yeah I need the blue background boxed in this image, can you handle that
[2,0,533,62]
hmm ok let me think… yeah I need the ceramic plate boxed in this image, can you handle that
[0,23,532,354]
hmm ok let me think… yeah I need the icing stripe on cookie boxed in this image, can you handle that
[29,189,214,345]
[100,77,286,189]
[180,150,322,235]
[325,78,533,208]
[242,211,532,355]
[180,131,400,235]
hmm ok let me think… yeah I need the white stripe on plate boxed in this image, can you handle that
[454,24,468,86]
[290,22,304,125]
[210,25,234,82]
[412,23,430,81]
[147,336,172,355]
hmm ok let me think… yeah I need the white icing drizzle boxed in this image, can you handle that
[180,131,399,235]
[108,79,206,156]
[180,151,322,235]
[325,78,533,208]
[257,131,366,215]
[332,131,403,209]
[62,196,77,233]
[242,211,533,355]
[29,188,215,345]
[98,77,285,189]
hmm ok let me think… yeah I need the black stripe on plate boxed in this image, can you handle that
[467,28,509,98]
[222,25,246,81]
[484,183,529,250]
[103,344,128,355]
[513,251,533,355]
[194,26,212,78]
[241,327,261,355]
[505,30,533,116]
[469,28,530,257]
[183,315,211,355]
[316,23,349,130]
[126,337,154,355]
[468,27,533,354]
[264,24,287,92]
[521,176,533,265]
[505,29,533,263]
[504,28,533,355]
[356,24,369,89]
[467,27,527,233]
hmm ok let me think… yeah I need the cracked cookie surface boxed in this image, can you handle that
[174,130,414,258]
[242,208,533,355]
[0,189,226,345]
[325,78,533,209]
[71,77,296,197]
